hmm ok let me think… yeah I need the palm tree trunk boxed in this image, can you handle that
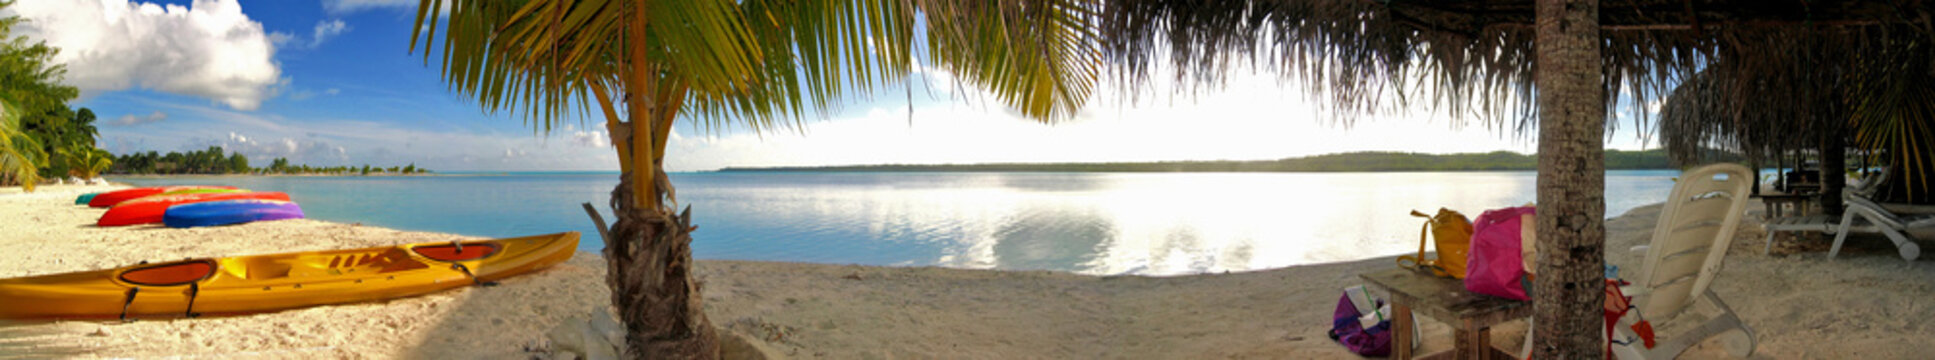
[1531,0,1607,358]
[594,5,721,357]
[606,169,720,359]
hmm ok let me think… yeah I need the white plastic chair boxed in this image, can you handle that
[1522,163,1756,359]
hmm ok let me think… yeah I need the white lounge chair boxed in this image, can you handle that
[1827,193,1931,261]
[1523,163,1757,359]
[1761,169,1889,256]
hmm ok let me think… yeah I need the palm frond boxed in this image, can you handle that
[0,107,44,191]
[414,0,1100,136]
[1847,39,1935,201]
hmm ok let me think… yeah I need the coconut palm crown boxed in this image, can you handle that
[412,0,1099,357]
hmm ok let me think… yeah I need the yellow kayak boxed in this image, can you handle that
[0,232,578,320]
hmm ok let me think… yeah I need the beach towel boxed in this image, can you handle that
[1604,278,1658,356]
[1327,290,1393,356]
[1465,206,1536,300]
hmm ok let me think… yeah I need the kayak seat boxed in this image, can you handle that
[413,243,501,262]
[119,260,217,286]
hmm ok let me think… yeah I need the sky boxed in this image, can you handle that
[6,0,1659,172]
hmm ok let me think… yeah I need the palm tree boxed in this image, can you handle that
[2,0,79,190]
[1526,1,1607,354]
[60,144,111,179]
[1,98,44,190]
[412,0,1097,357]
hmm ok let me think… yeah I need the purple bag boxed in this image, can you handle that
[1327,292,1392,356]
[1465,206,1536,301]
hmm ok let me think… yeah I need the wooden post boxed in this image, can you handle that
[1751,160,1762,196]
[1394,304,1415,359]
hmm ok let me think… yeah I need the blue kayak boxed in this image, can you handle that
[75,193,100,205]
[163,200,305,228]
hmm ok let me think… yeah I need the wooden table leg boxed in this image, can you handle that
[1393,302,1414,360]
[1452,325,1492,360]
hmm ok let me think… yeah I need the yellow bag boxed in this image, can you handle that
[1395,208,1474,278]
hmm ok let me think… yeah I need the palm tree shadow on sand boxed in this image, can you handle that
[0,322,97,359]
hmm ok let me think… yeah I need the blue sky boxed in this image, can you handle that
[8,0,1658,172]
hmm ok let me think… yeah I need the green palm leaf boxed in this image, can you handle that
[413,0,1100,209]
[1847,44,1935,201]
[1,101,43,191]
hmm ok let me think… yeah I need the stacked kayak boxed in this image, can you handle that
[87,186,238,208]
[148,188,247,196]
[74,192,100,205]
[164,200,305,228]
[99,191,292,226]
[0,232,579,320]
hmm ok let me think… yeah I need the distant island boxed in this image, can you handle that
[719,149,1699,173]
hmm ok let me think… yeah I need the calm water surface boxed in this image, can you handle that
[114,170,1679,275]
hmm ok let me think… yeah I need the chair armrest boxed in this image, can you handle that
[1620,284,1650,297]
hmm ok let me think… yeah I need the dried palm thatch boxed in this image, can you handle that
[1659,28,1935,202]
[1096,1,1935,131]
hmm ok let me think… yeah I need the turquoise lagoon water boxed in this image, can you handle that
[113,170,1680,276]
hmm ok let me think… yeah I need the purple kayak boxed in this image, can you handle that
[163,200,305,228]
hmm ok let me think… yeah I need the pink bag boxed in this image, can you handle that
[1465,206,1536,300]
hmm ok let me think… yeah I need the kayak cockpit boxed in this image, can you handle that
[217,248,433,280]
[411,242,500,262]
[117,260,217,286]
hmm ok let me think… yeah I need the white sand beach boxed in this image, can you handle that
[4,184,1933,359]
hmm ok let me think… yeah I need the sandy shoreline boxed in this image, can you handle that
[4,184,1933,358]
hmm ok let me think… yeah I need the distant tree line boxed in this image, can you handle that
[108,146,430,175]
[262,158,430,175]
[110,146,248,174]
[721,149,1718,173]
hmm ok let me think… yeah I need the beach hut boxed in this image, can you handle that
[1092,0,1935,356]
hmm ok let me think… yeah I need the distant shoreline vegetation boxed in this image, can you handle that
[107,146,430,176]
[718,149,1698,173]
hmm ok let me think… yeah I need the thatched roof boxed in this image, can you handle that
[1658,30,1935,163]
[1096,0,1935,137]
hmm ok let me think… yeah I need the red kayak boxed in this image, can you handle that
[87,186,239,208]
[98,192,293,227]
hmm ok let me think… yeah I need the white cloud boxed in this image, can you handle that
[106,98,622,171]
[266,20,349,51]
[112,111,168,126]
[572,130,609,148]
[911,62,958,95]
[310,19,349,48]
[283,78,342,101]
[268,32,296,48]
[6,0,281,110]
[198,132,351,164]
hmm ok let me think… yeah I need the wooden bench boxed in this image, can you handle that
[1361,268,1530,360]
